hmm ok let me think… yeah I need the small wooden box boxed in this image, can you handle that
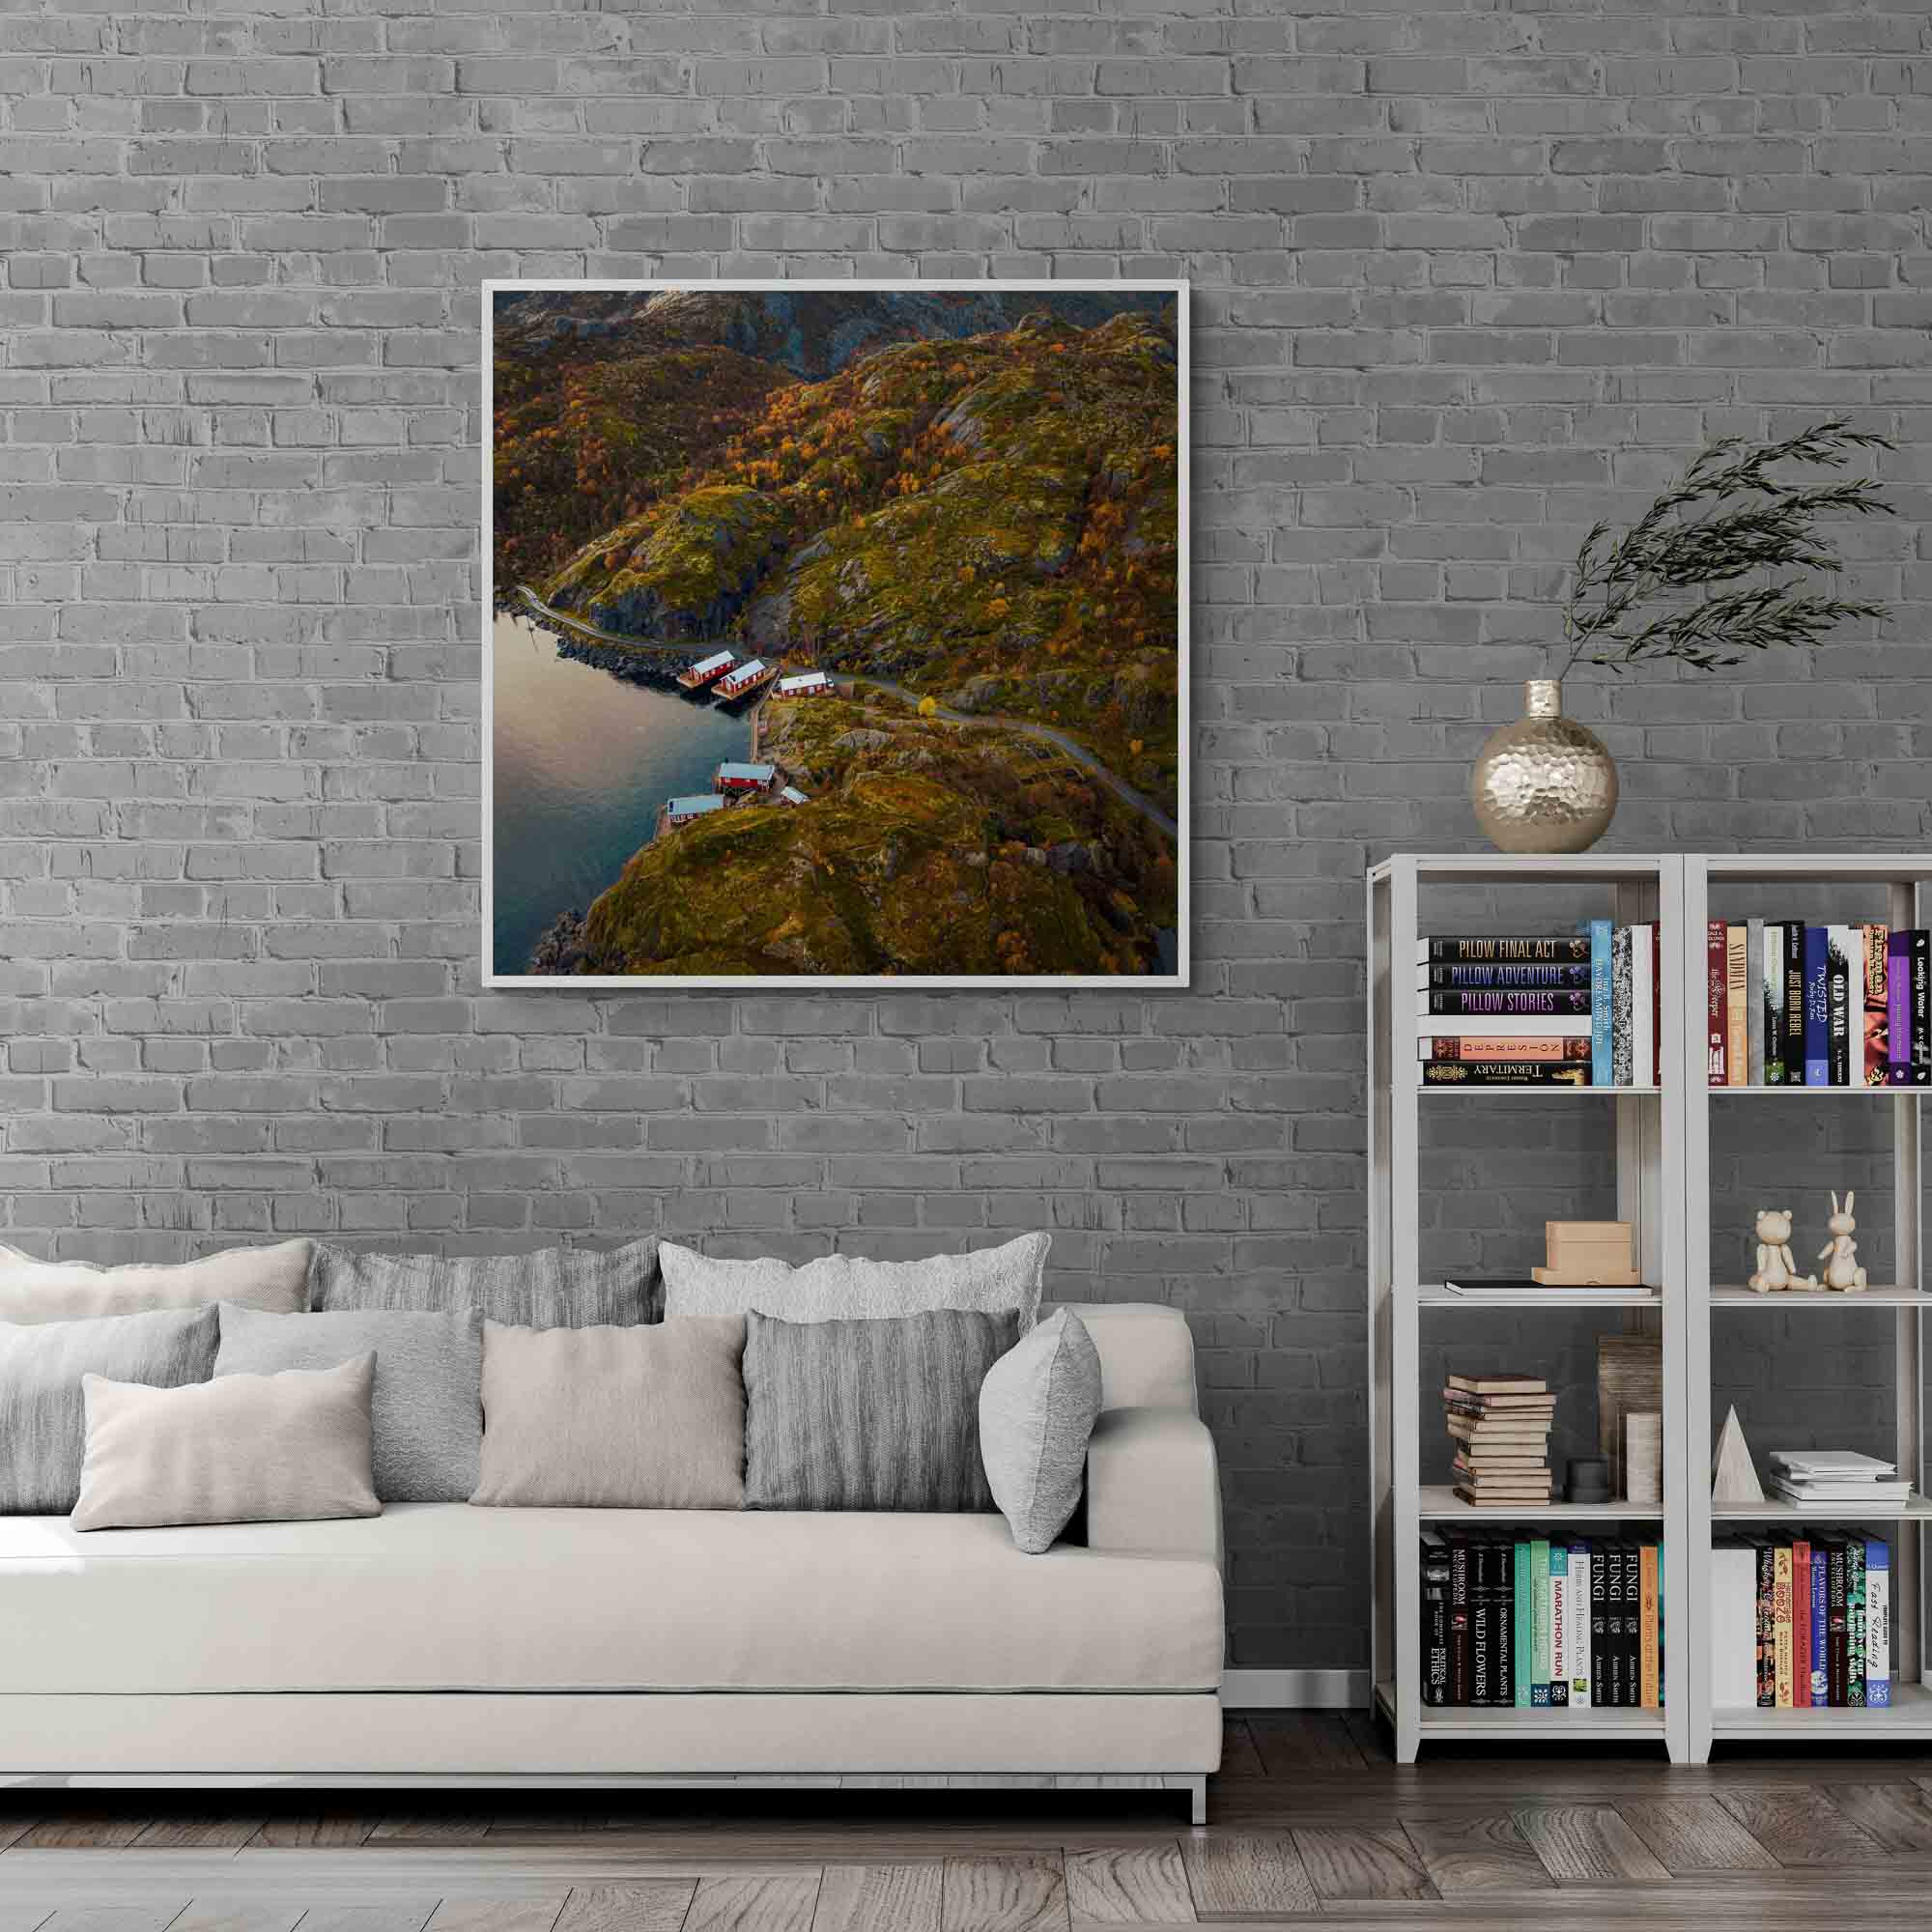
[1540,1219,1638,1286]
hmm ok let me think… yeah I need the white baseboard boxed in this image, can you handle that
[1222,1668,1369,1711]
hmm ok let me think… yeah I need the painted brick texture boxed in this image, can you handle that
[4,0,1931,1673]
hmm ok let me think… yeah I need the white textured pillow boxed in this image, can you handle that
[0,1239,311,1326]
[660,1233,1047,1331]
[979,1310,1103,1553]
[71,1354,380,1531]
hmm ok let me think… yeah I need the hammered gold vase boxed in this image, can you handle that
[1470,678,1618,854]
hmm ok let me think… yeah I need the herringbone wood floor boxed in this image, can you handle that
[6,1714,1932,1928]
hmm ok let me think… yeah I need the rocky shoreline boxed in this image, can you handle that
[527,907,588,975]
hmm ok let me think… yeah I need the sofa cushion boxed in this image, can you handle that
[0,1306,219,1514]
[980,1309,1103,1554]
[311,1238,656,1329]
[662,1234,1045,1331]
[744,1308,1012,1513]
[471,1317,745,1510]
[0,1505,1222,1696]
[0,1240,310,1327]
[215,1303,481,1505]
[71,1356,381,1532]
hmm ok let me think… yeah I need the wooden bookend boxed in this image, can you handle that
[1711,1405,1766,1505]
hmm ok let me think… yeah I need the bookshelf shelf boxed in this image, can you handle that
[1711,1285,1925,1307]
[1416,1485,1663,1522]
[1706,1086,1920,1097]
[1709,1494,1932,1522]
[1376,1681,1666,1737]
[1369,855,1687,1763]
[1713,1679,1932,1736]
[1420,1285,1662,1310]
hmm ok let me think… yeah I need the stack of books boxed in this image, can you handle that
[1711,1534,1890,1708]
[1421,1531,1663,1709]
[1420,926,1660,1087]
[1766,1449,1913,1510]
[1707,920,1932,1086]
[1445,1374,1554,1506]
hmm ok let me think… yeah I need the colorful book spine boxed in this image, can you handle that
[1421,1537,1450,1705]
[1568,1544,1592,1708]
[1421,1061,1590,1086]
[1756,1542,1775,1707]
[1707,921,1726,1086]
[1426,937,1593,963]
[1804,925,1831,1087]
[1548,1546,1570,1707]
[1781,920,1805,1082]
[1607,1545,1630,1707]
[1725,923,1747,1086]
[1847,1538,1866,1708]
[1639,1543,1661,1710]
[1591,1539,1608,1709]
[1828,923,1857,1086]
[1828,1541,1849,1707]
[1773,1544,1793,1710]
[1425,963,1595,988]
[1492,1538,1514,1707]
[1590,920,1613,1087]
[1764,920,1787,1084]
[1867,1540,1891,1708]
[1864,923,1889,1086]
[1746,918,1766,1085]
[1529,1538,1551,1705]
[1469,1540,1493,1707]
[1427,989,1595,1016]
[1809,1542,1828,1705]
[1889,930,1914,1086]
[1632,927,1655,1091]
[1791,1542,1811,1710]
[1448,1538,1470,1707]
[1611,926,1634,1087]
[1915,929,1931,1086]
[1513,1539,1532,1708]
[1423,1037,1592,1063]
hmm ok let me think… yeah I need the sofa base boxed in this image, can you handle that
[0,1692,1218,1823]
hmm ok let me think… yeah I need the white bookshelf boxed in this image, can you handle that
[1684,854,1931,1754]
[1371,853,1932,1763]
[1367,854,1690,1763]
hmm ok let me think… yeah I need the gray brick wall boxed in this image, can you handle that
[5,0,1930,1675]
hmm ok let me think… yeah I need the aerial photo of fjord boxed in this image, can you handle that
[489,286,1183,981]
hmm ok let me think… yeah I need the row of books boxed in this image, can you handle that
[1709,921,1932,1087]
[1421,1532,1662,1708]
[1443,1373,1552,1507]
[1712,1536,1890,1709]
[1418,931,1659,1087]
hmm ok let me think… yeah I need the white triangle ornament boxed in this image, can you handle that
[1712,1405,1765,1505]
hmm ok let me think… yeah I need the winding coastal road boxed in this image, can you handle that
[509,585,1179,842]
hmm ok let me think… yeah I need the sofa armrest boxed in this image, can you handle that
[1057,1302,1197,1414]
[1084,1406,1222,1568]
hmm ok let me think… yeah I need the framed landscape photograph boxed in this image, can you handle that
[482,280,1188,988]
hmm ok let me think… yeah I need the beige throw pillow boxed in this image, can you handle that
[0,1239,312,1326]
[471,1318,746,1509]
[71,1354,381,1532]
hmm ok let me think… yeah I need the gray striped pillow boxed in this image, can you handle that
[0,1305,219,1514]
[743,1307,1016,1513]
[310,1238,657,1328]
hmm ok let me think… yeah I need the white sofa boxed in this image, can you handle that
[0,1302,1223,1818]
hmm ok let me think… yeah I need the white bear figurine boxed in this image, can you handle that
[1748,1207,1816,1293]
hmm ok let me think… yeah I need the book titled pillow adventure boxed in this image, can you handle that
[1709,920,1932,1087]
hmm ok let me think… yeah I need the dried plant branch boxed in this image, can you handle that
[1559,420,1895,677]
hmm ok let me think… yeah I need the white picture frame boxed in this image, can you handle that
[481,278,1189,990]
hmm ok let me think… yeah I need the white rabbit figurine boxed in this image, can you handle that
[1748,1207,1815,1293]
[1818,1190,1868,1293]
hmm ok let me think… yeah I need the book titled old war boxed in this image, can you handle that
[1709,922,1932,1086]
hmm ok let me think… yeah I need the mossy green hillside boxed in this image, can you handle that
[491,344,787,586]
[575,696,1176,979]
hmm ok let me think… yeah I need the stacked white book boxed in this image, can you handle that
[1767,1449,1914,1509]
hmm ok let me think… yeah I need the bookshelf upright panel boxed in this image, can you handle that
[1684,856,1931,1757]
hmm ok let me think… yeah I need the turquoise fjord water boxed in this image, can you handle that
[489,613,750,975]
